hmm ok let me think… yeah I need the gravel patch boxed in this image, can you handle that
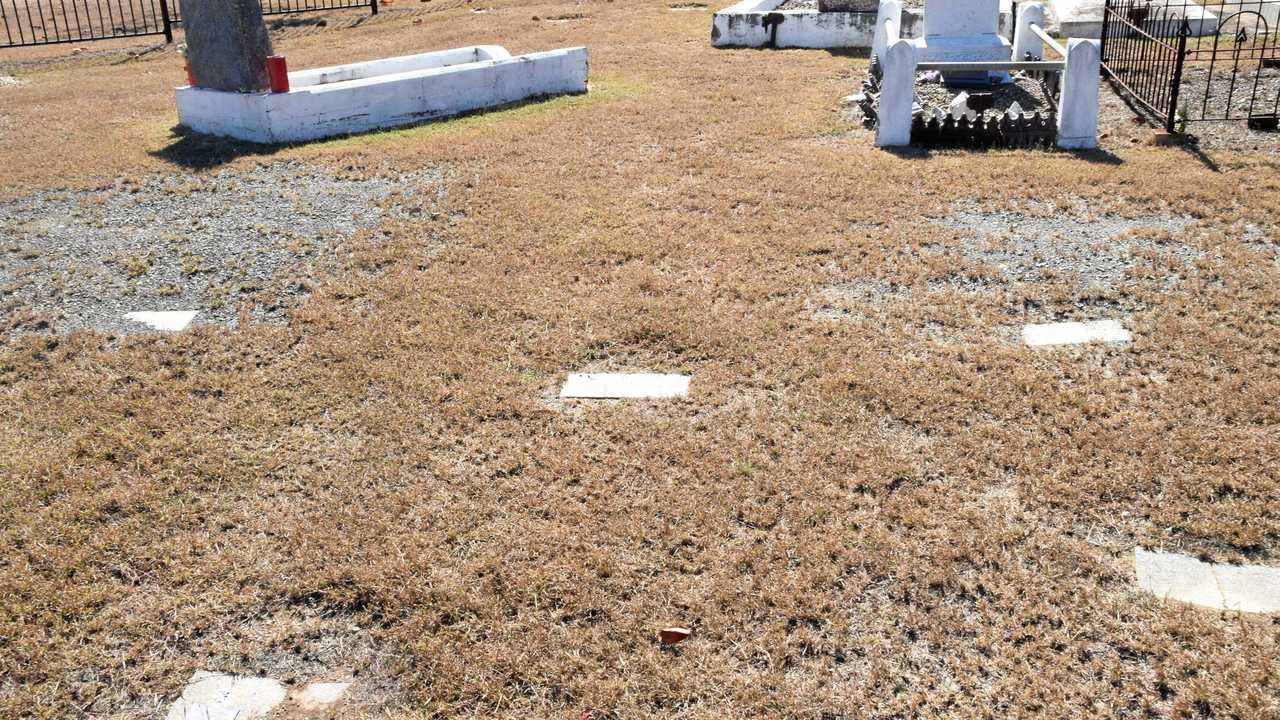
[914,73,1055,121]
[930,200,1197,290]
[0,161,443,341]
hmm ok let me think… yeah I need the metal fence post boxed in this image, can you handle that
[370,0,377,15]
[1098,0,1111,78]
[159,0,174,43]
[1166,20,1189,132]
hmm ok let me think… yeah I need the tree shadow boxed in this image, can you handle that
[149,125,285,170]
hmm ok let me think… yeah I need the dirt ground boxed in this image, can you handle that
[1,2,1278,719]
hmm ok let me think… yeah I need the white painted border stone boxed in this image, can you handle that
[176,46,588,144]
[560,373,691,399]
[1022,319,1129,347]
[1136,548,1280,614]
[123,311,199,332]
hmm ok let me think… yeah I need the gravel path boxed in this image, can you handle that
[0,161,443,341]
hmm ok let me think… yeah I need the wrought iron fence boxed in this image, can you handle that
[2,0,374,49]
[1100,0,1280,131]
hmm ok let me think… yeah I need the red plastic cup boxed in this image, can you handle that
[266,55,290,94]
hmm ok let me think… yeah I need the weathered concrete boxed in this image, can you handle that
[872,0,904,59]
[1050,0,1218,38]
[712,0,925,48]
[123,311,199,331]
[176,46,588,144]
[875,39,917,147]
[166,672,286,720]
[1022,319,1129,346]
[1135,548,1280,614]
[1057,37,1101,149]
[181,0,274,92]
[560,373,691,399]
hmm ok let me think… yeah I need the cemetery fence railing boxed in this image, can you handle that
[2,0,376,49]
[1100,0,1280,132]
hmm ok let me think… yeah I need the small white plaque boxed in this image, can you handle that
[123,311,199,332]
[1022,319,1131,347]
[559,373,690,399]
[1135,548,1280,614]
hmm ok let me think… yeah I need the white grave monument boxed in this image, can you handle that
[911,0,1011,85]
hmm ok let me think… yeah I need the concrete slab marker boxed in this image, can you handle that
[1135,548,1280,614]
[166,671,286,720]
[1021,319,1130,347]
[560,373,690,399]
[122,311,199,332]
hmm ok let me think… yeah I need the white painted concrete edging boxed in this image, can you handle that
[712,0,924,49]
[175,45,589,144]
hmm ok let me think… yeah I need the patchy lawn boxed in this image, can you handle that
[1,1,1278,718]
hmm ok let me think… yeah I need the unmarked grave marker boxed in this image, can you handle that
[1022,319,1131,347]
[123,311,199,332]
[167,672,353,719]
[1135,548,1280,614]
[166,671,286,720]
[560,373,690,399]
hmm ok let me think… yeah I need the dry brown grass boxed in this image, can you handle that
[2,2,1280,718]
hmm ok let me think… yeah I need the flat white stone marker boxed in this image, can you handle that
[123,311,199,332]
[1135,548,1280,614]
[294,682,352,711]
[559,373,690,399]
[166,671,286,720]
[1022,319,1131,347]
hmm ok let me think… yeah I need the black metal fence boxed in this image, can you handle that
[2,0,374,49]
[1100,0,1280,131]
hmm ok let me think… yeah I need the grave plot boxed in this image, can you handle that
[812,199,1198,340]
[0,162,443,340]
[177,46,590,144]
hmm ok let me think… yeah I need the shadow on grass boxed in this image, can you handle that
[150,126,284,170]
[881,144,1125,164]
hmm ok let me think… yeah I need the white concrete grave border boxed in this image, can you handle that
[176,45,588,144]
[712,0,924,48]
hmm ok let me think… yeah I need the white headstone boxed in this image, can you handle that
[875,39,917,147]
[1057,38,1102,150]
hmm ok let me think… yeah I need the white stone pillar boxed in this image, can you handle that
[872,0,903,61]
[875,39,916,148]
[1057,38,1101,150]
[1012,2,1047,61]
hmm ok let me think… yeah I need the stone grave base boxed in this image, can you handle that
[1051,0,1219,39]
[711,0,924,48]
[175,45,589,144]
[711,0,1020,49]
